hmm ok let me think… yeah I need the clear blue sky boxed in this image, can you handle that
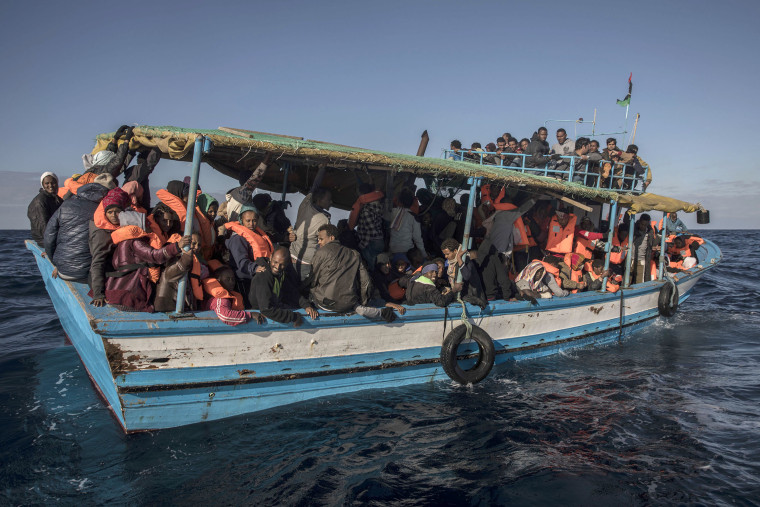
[1,0,758,229]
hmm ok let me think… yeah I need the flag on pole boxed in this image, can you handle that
[617,73,632,106]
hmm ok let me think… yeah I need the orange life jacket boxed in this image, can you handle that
[156,188,215,260]
[546,214,577,254]
[57,187,69,199]
[574,235,594,259]
[93,202,119,231]
[562,253,584,293]
[225,222,273,260]
[610,236,629,265]
[348,190,384,229]
[63,172,97,196]
[111,226,164,283]
[202,278,244,310]
[586,269,620,293]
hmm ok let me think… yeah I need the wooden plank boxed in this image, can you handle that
[545,190,593,212]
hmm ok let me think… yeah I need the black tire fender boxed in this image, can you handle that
[440,324,495,385]
[658,280,679,317]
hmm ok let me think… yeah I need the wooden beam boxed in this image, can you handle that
[218,127,304,140]
[544,190,593,212]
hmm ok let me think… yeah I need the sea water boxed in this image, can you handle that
[1,230,758,505]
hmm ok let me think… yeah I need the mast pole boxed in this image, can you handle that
[173,135,205,316]
[623,214,635,287]
[461,177,479,250]
[631,113,640,144]
[601,200,618,292]
[658,212,667,280]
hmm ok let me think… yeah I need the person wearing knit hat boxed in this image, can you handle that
[93,173,117,190]
[27,171,63,243]
[88,187,132,307]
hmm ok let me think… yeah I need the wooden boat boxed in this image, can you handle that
[27,125,721,432]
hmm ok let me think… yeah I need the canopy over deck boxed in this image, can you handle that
[93,125,702,214]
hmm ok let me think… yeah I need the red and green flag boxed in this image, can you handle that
[617,73,632,106]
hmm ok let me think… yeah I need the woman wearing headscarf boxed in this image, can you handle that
[156,181,214,260]
[28,172,63,244]
[88,188,130,307]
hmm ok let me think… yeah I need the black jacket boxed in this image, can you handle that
[88,221,114,299]
[27,189,63,243]
[44,183,109,280]
[401,275,455,307]
[249,265,311,323]
[525,131,551,168]
[631,226,656,282]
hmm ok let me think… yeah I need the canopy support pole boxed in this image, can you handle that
[623,214,635,287]
[280,161,290,202]
[658,211,667,280]
[601,200,617,292]
[173,135,205,316]
[461,177,479,250]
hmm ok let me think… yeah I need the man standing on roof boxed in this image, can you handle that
[290,165,332,282]
[551,128,575,156]
[524,127,561,174]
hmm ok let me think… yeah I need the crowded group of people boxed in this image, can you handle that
[448,127,653,192]
[28,125,698,327]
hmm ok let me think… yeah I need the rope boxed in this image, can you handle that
[456,293,472,340]
[664,275,677,306]
[618,287,624,341]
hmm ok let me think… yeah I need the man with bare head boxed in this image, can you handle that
[249,246,318,327]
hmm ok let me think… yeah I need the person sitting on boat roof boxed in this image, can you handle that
[249,247,319,326]
[122,147,161,211]
[290,165,332,282]
[349,182,385,268]
[463,142,485,164]
[571,138,603,185]
[202,261,264,327]
[441,238,488,308]
[225,205,273,304]
[399,263,456,308]
[389,190,428,264]
[310,224,401,322]
[154,232,207,313]
[28,172,63,245]
[251,193,294,246]
[105,212,190,313]
[44,175,115,282]
[519,138,530,154]
[88,187,130,307]
[624,144,652,192]
[515,259,569,303]
[663,212,688,235]
[524,127,562,174]
[448,140,463,161]
[551,128,575,157]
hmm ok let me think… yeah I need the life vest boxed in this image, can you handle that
[574,235,594,259]
[489,186,535,249]
[666,235,704,259]
[57,187,68,199]
[586,269,620,293]
[201,278,244,310]
[93,202,119,231]
[63,172,97,196]
[546,214,577,254]
[539,261,562,288]
[348,190,384,229]
[561,253,584,293]
[156,188,215,260]
[225,222,273,259]
[650,220,660,235]
[610,236,629,264]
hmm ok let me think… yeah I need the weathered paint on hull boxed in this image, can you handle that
[26,239,720,432]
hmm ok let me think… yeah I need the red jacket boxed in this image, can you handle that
[105,238,180,312]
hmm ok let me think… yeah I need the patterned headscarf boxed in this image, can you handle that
[101,187,130,212]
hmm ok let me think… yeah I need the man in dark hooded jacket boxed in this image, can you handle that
[28,172,63,243]
[44,181,112,281]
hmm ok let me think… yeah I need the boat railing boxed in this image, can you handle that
[442,149,645,194]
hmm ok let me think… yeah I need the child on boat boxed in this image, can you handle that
[202,261,264,326]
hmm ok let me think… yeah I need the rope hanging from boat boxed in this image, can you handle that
[456,293,472,340]
[618,288,624,341]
